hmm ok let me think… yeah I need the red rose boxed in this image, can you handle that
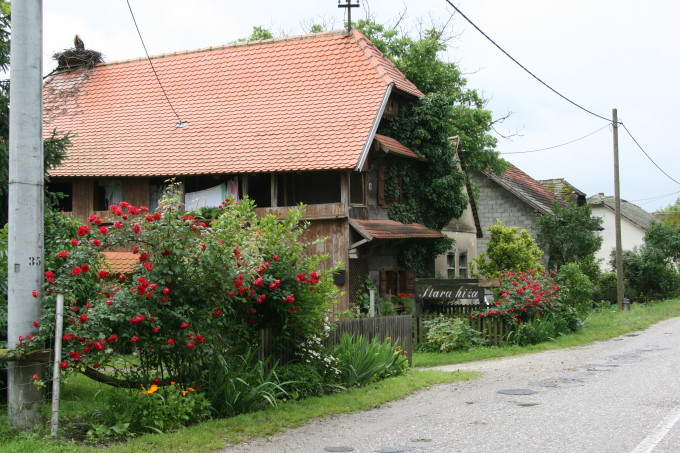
[71,238,80,246]
[139,253,148,262]
[212,308,222,317]
[256,294,266,303]
[144,262,153,271]
[253,278,264,287]
[162,287,171,295]
[98,226,108,235]
[32,321,39,327]
[70,266,83,277]
[59,361,69,370]
[187,342,195,350]
[78,314,88,323]
[151,327,159,333]
[108,334,118,342]
[289,307,298,313]
[153,212,161,220]
[77,225,90,236]
[152,377,161,384]
[167,338,175,346]
[114,222,122,228]
[92,239,101,247]
[106,300,113,306]
[180,322,189,329]
[32,290,38,298]
[81,264,90,272]
[57,250,68,259]
[273,254,279,261]
[98,270,109,279]
[161,249,170,257]
[130,336,139,342]
[132,224,141,234]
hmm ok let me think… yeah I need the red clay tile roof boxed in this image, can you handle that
[374,134,427,161]
[484,164,564,214]
[101,251,138,274]
[351,219,443,240]
[43,29,423,178]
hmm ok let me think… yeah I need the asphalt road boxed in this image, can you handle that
[219,316,680,453]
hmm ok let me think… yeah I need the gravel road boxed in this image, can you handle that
[218,316,680,453]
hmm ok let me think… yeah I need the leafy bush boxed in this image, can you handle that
[330,334,409,388]
[22,187,338,387]
[199,351,285,417]
[90,382,211,439]
[472,221,544,278]
[276,363,325,401]
[556,263,594,315]
[423,316,486,352]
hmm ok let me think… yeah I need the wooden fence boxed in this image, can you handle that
[328,315,413,364]
[413,312,509,346]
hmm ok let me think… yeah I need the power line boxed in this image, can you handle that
[442,0,611,123]
[501,123,610,154]
[619,122,680,185]
[125,0,184,126]
[630,189,680,204]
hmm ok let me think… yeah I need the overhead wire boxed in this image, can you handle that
[442,0,611,123]
[442,0,680,187]
[125,0,184,125]
[500,123,610,154]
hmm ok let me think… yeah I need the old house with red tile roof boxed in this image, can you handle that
[43,29,475,309]
[470,163,564,266]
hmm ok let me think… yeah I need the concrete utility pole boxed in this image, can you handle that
[7,0,44,427]
[612,108,625,309]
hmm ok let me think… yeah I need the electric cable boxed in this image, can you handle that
[442,0,611,123]
[500,123,610,154]
[619,122,680,185]
[126,0,184,125]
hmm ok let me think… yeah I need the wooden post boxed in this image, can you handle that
[50,294,64,437]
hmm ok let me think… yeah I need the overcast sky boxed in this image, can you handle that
[42,0,680,212]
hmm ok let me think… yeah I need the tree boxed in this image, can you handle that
[472,221,545,278]
[614,221,680,299]
[534,201,603,269]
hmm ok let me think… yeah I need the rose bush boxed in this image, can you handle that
[27,186,338,386]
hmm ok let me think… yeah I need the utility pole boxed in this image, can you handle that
[7,0,44,427]
[612,108,625,309]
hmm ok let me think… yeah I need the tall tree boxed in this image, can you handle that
[535,201,603,269]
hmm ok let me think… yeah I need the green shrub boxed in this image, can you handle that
[556,263,594,315]
[198,351,286,417]
[276,363,325,401]
[423,316,486,352]
[90,382,211,439]
[330,334,409,387]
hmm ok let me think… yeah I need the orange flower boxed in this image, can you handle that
[181,390,188,396]
[142,384,159,395]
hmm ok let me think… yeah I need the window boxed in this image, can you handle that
[446,250,468,278]
[379,268,415,296]
[93,179,122,211]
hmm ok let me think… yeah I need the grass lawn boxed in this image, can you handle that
[2,299,679,452]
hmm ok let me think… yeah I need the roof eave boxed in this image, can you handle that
[355,83,393,171]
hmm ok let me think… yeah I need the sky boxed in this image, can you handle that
[41,0,680,212]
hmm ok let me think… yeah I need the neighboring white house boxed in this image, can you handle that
[588,193,654,271]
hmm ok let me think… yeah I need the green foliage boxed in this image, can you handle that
[276,363,326,401]
[535,202,603,269]
[472,221,545,278]
[198,351,286,417]
[26,187,338,387]
[658,196,680,213]
[612,221,680,299]
[330,334,409,387]
[556,263,594,315]
[236,26,275,42]
[91,382,211,439]
[422,316,486,352]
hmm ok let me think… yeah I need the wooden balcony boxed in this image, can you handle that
[255,203,347,220]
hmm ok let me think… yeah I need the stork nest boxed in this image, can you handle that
[52,48,104,71]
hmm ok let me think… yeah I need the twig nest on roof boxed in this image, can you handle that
[53,48,104,71]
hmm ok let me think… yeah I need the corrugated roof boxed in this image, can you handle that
[43,29,423,178]
[350,219,443,240]
[373,134,426,161]
[484,164,563,214]
[587,194,654,229]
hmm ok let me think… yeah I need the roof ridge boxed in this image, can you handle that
[350,28,396,89]
[88,29,348,68]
